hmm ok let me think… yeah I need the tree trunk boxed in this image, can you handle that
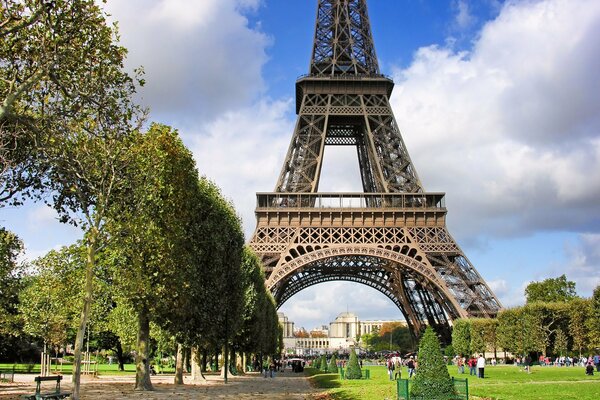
[134,307,153,391]
[71,236,97,400]
[115,339,125,371]
[201,348,208,372]
[191,347,205,383]
[174,343,184,385]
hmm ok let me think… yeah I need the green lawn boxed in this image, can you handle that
[307,364,600,400]
[0,363,175,376]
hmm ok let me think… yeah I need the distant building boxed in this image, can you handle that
[278,312,294,338]
[279,312,406,355]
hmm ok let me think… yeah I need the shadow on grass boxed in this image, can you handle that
[308,373,342,389]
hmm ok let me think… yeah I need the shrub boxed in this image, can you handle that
[320,355,328,372]
[345,348,362,379]
[410,326,456,399]
[312,357,320,370]
[328,354,338,373]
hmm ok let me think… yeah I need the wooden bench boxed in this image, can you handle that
[21,375,71,400]
[0,369,15,382]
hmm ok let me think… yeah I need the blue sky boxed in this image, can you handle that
[2,0,600,331]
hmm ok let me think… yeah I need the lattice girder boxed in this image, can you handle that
[311,0,379,76]
[250,0,503,343]
[270,250,460,337]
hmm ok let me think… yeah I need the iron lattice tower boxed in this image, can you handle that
[249,0,501,341]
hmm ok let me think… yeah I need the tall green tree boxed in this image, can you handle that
[106,124,201,390]
[525,274,577,303]
[0,228,24,336]
[18,246,85,349]
[345,347,362,380]
[411,326,455,399]
[451,319,471,357]
[588,286,600,350]
[1,1,143,397]
[568,298,591,356]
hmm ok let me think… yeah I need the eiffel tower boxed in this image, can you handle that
[249,0,501,341]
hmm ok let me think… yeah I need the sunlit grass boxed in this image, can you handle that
[307,364,600,400]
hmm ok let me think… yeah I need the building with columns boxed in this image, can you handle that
[279,312,406,355]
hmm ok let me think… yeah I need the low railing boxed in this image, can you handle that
[256,192,446,210]
[396,377,469,399]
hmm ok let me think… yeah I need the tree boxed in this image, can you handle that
[451,319,471,357]
[1,1,144,397]
[18,246,85,350]
[470,319,487,355]
[328,354,338,373]
[588,286,600,350]
[106,124,205,390]
[345,347,362,379]
[568,298,591,356]
[319,355,328,372]
[525,274,577,303]
[553,329,568,356]
[410,326,455,400]
[1,0,144,207]
[0,228,24,336]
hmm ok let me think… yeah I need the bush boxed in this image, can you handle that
[410,326,456,399]
[345,348,362,379]
[328,354,338,373]
[319,355,328,372]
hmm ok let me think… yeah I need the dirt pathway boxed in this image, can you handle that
[0,372,321,399]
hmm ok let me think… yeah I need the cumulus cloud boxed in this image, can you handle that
[279,282,401,331]
[183,99,294,237]
[389,0,600,242]
[104,0,271,124]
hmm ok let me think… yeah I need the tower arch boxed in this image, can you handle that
[249,0,502,343]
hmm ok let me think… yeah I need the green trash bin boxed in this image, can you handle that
[339,368,345,379]
[397,378,410,400]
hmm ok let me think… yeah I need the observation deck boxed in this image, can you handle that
[254,192,448,229]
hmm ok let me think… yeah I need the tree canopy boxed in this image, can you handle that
[525,274,577,303]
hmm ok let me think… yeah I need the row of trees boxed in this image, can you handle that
[1,1,281,398]
[451,278,600,359]
[360,322,416,353]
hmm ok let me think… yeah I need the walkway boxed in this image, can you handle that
[0,372,322,399]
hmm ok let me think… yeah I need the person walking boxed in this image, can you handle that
[394,357,402,380]
[387,357,395,380]
[477,354,486,379]
[457,356,465,374]
[407,356,416,378]
[468,356,477,376]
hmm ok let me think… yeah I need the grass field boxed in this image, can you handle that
[0,363,175,376]
[307,364,600,400]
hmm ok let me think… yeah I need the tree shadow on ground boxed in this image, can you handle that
[308,373,341,389]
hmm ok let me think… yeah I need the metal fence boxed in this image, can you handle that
[396,377,469,400]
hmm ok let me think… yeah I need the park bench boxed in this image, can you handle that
[0,368,15,382]
[21,375,71,400]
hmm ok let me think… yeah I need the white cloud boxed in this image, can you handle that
[27,205,59,230]
[183,98,294,237]
[104,0,271,123]
[454,0,476,30]
[279,282,401,330]
[388,0,600,242]
[562,234,600,295]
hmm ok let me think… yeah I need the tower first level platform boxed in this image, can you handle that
[249,192,501,340]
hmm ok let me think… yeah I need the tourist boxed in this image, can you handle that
[586,361,594,376]
[387,357,395,380]
[524,355,532,374]
[468,356,477,376]
[457,356,465,374]
[477,354,486,379]
[407,356,416,378]
[394,357,402,380]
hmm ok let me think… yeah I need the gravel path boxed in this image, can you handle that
[0,372,321,399]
